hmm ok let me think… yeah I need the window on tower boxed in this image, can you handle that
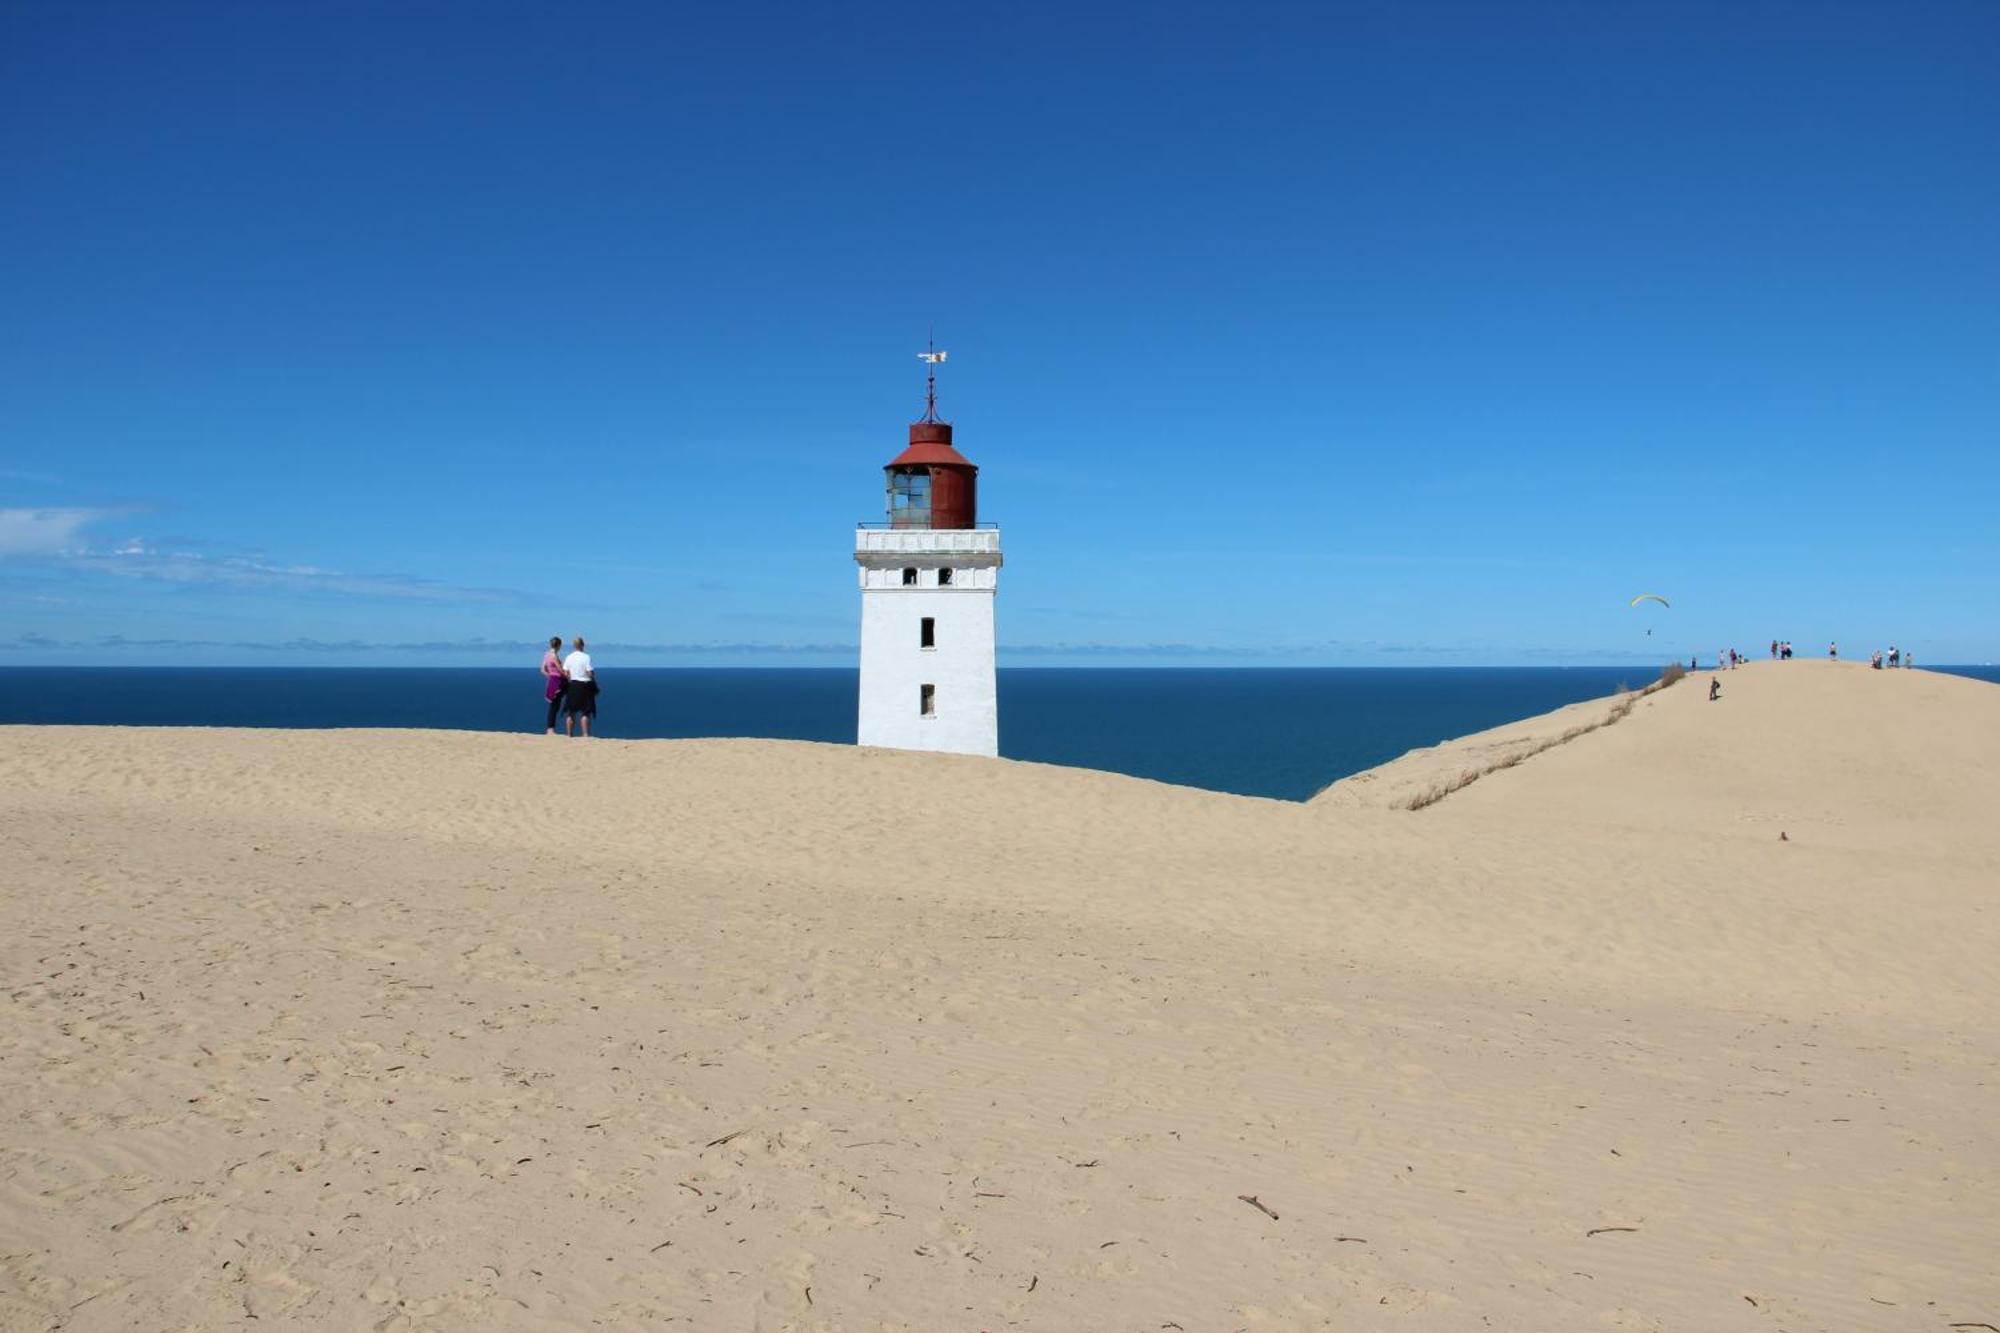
[901,567,918,586]
[920,683,936,716]
[920,617,936,649]
[889,471,932,529]
[938,567,953,586]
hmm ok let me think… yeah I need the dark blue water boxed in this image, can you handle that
[9,666,1995,802]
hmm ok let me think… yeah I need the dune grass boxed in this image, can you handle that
[1400,667,1683,811]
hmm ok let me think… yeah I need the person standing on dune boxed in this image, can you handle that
[540,636,567,735]
[562,636,597,738]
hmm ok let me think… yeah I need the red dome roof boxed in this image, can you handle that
[889,439,974,469]
[888,421,975,471]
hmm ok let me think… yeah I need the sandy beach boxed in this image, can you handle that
[2,659,1995,1330]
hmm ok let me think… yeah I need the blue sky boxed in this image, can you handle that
[4,1,1996,666]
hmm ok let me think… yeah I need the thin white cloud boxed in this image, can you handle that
[7,633,856,655]
[68,543,519,604]
[2,507,522,604]
[0,507,122,556]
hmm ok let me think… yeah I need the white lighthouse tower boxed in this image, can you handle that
[855,347,1001,756]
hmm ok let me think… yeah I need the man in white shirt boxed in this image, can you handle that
[561,636,596,737]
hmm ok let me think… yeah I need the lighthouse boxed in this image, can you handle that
[855,347,1002,756]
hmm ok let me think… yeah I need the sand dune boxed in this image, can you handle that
[2,660,1995,1329]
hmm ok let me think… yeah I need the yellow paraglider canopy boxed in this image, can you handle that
[1629,593,1670,609]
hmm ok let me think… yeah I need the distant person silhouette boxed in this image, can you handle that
[541,636,566,734]
[562,636,597,737]
[1709,676,1722,701]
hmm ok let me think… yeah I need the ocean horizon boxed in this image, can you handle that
[12,664,1995,801]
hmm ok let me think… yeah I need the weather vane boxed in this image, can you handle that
[917,332,948,423]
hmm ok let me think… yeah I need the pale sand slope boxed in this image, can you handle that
[1,662,1995,1331]
[1314,688,1652,812]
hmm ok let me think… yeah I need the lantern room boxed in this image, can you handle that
[886,421,978,530]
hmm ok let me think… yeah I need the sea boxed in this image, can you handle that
[10,665,1996,803]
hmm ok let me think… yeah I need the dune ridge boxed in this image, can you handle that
[1314,674,1670,811]
[2,660,1995,1330]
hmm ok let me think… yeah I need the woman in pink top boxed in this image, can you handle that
[540,636,566,734]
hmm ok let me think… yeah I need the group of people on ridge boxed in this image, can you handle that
[1704,636,1918,701]
[540,636,599,737]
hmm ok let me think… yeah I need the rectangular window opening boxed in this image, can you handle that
[938,567,953,586]
[919,617,936,649]
[901,567,918,586]
[919,683,936,716]
[889,472,932,530]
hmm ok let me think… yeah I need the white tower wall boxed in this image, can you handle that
[856,527,1001,756]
